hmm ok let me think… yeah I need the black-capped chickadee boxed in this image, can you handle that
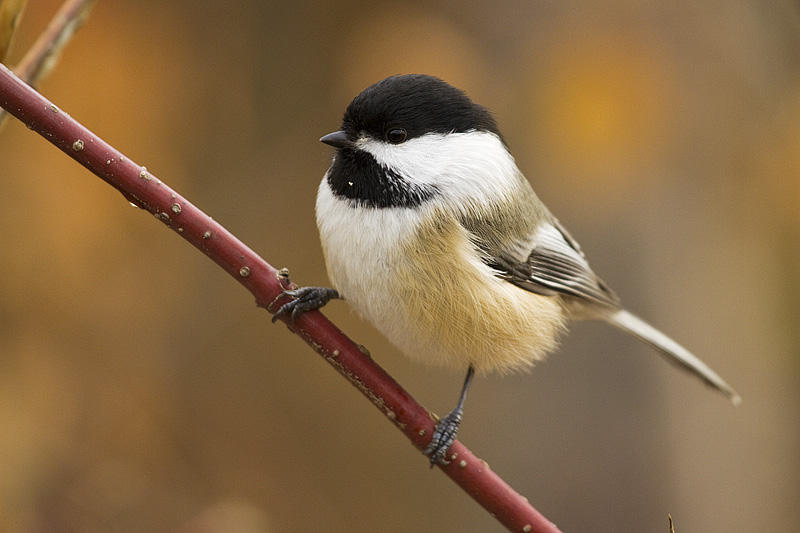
[273,74,740,465]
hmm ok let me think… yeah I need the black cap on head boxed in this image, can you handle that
[341,74,501,143]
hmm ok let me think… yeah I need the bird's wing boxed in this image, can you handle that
[469,211,741,403]
[488,219,621,308]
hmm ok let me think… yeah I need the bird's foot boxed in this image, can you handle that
[423,407,463,467]
[270,287,339,323]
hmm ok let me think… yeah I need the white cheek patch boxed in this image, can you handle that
[355,131,522,210]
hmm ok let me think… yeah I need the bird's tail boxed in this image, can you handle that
[605,309,741,405]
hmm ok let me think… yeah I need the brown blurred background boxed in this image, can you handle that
[1,1,798,531]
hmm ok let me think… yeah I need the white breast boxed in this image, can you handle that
[315,178,422,324]
[315,177,566,374]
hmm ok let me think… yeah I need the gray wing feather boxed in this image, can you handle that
[492,220,620,308]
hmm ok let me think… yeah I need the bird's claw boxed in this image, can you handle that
[423,408,463,467]
[270,287,339,323]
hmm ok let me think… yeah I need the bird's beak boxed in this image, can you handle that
[320,130,352,149]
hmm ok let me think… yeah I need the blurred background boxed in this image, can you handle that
[1,1,798,531]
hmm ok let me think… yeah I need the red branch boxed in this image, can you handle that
[0,63,562,533]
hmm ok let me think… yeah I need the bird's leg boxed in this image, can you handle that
[270,286,340,323]
[423,365,475,467]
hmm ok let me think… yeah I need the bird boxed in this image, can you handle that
[272,74,740,466]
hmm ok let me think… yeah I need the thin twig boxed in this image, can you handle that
[0,0,95,128]
[0,64,563,533]
[13,0,96,85]
[0,0,27,62]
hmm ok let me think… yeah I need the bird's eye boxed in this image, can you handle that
[386,128,407,144]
